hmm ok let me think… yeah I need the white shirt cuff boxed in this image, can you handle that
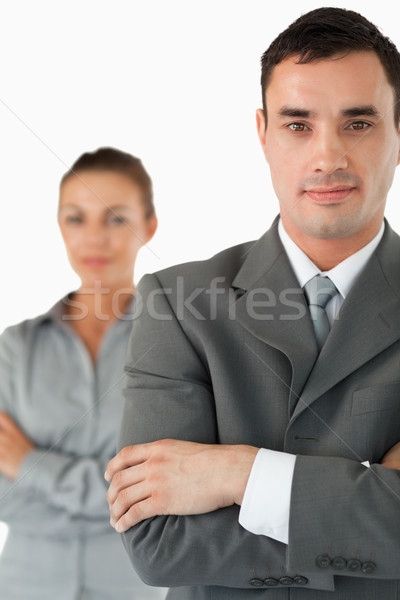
[239,448,296,545]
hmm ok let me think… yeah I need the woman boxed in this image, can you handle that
[0,147,165,599]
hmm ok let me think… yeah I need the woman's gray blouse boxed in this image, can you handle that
[0,296,135,537]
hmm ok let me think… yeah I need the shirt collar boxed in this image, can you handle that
[278,219,385,299]
[43,293,136,326]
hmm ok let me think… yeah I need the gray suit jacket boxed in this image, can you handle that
[119,218,400,599]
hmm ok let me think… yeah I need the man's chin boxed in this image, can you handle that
[301,216,359,241]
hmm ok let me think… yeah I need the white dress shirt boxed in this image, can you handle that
[239,219,385,544]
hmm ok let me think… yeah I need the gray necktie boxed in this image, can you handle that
[303,275,338,350]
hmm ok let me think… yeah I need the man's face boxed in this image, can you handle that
[257,51,400,247]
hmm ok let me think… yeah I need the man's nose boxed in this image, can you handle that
[309,128,349,174]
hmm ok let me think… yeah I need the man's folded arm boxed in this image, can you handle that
[116,273,322,590]
[287,454,400,579]
[239,442,400,548]
[115,273,400,588]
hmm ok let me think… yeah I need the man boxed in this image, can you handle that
[106,7,400,599]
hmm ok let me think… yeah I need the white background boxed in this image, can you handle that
[1,0,400,550]
[1,0,400,335]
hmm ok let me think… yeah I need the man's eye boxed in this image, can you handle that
[347,121,370,130]
[288,123,309,132]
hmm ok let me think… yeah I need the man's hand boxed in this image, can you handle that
[381,441,400,469]
[105,439,258,533]
[0,412,34,480]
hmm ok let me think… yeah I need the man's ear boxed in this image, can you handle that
[397,120,400,166]
[256,108,268,161]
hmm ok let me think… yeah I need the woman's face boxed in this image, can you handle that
[58,170,156,290]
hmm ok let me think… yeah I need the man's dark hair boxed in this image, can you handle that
[61,147,155,218]
[261,7,400,126]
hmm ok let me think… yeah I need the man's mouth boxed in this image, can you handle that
[304,186,355,204]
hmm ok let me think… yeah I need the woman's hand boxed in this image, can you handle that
[0,412,34,480]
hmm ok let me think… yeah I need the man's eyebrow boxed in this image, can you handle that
[277,106,316,118]
[341,105,380,118]
[276,105,381,119]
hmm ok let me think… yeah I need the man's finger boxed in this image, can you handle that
[106,463,146,504]
[104,443,153,482]
[109,481,150,526]
[114,497,157,533]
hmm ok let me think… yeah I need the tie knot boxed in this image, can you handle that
[303,275,337,309]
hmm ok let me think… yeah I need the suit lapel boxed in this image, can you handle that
[292,222,400,420]
[232,219,319,412]
[233,219,400,422]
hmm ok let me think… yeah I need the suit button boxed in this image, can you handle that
[293,576,309,585]
[361,561,376,574]
[279,576,293,585]
[346,559,361,572]
[264,578,278,587]
[249,578,264,587]
[332,556,346,570]
[316,555,331,568]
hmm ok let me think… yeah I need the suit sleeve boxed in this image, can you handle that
[287,454,400,579]
[119,274,332,591]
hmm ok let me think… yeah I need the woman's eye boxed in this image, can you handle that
[288,123,309,132]
[66,215,83,224]
[109,215,127,225]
